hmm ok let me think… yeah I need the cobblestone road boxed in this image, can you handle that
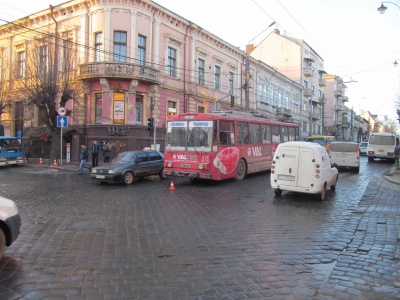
[0,157,398,299]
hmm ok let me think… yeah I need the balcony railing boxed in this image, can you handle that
[303,67,313,77]
[336,105,343,111]
[342,96,349,102]
[318,78,327,87]
[342,119,350,128]
[79,62,161,84]
[312,112,321,120]
[335,90,343,97]
[303,88,313,97]
[276,107,292,117]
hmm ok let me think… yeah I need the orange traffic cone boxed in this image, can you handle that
[39,157,43,166]
[53,158,58,167]
[24,157,28,164]
[169,180,176,190]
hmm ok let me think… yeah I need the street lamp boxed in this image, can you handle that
[394,60,398,67]
[377,2,400,14]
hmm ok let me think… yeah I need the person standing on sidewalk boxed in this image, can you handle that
[89,140,100,167]
[103,142,112,163]
[79,145,91,175]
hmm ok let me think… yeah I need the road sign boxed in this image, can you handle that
[57,116,68,128]
[58,107,66,116]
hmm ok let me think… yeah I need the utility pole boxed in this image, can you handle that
[245,55,250,110]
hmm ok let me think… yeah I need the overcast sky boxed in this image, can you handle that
[1,0,399,120]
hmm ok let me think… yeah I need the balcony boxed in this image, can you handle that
[312,112,321,120]
[335,120,342,127]
[342,96,349,102]
[79,62,161,84]
[276,107,292,117]
[303,88,313,97]
[342,118,350,128]
[303,67,313,77]
[336,105,343,111]
[335,90,343,97]
[318,78,327,87]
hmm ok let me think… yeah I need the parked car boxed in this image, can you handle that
[329,141,360,173]
[271,141,338,200]
[0,196,21,259]
[359,142,368,155]
[90,150,165,185]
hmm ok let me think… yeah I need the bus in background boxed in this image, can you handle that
[306,135,335,149]
[367,132,399,163]
[0,125,24,167]
[163,112,300,181]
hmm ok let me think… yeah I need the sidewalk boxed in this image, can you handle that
[384,164,400,186]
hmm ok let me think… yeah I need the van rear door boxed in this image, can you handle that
[297,147,315,188]
[275,146,299,187]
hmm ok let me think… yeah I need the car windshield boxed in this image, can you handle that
[112,152,137,163]
[360,143,368,147]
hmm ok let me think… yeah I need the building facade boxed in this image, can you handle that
[0,0,303,160]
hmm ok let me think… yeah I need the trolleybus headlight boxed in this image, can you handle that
[167,162,173,167]
[199,164,204,170]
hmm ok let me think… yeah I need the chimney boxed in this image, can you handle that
[246,44,254,55]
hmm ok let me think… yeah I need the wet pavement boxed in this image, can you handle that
[0,158,399,299]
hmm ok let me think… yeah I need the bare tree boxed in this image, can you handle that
[15,32,75,162]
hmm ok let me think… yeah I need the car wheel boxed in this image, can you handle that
[235,159,246,181]
[159,168,167,180]
[368,157,374,162]
[0,228,5,260]
[331,175,338,190]
[318,184,326,200]
[355,166,360,173]
[274,189,282,196]
[123,172,134,185]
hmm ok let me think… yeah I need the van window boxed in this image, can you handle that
[369,135,395,146]
[331,143,358,152]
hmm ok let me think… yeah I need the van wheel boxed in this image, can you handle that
[274,189,282,196]
[354,166,360,173]
[318,184,326,200]
[235,159,246,181]
[123,172,134,185]
[368,157,374,162]
[0,229,5,260]
[331,176,338,190]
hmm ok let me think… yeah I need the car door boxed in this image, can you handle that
[147,151,163,175]
[135,151,150,176]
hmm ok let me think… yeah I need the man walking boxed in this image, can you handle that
[79,145,91,175]
[89,140,100,167]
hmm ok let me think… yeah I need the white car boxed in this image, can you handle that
[329,141,360,173]
[271,141,338,200]
[0,196,21,259]
[359,142,368,156]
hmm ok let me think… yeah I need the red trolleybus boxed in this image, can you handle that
[163,111,300,181]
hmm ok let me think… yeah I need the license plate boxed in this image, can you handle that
[278,174,295,181]
[96,175,105,179]
[182,164,190,168]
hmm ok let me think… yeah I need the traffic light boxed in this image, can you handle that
[147,118,154,131]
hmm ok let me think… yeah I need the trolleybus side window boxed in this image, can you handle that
[250,123,261,144]
[272,125,280,144]
[238,122,249,145]
[219,120,235,146]
[261,124,271,144]
[281,126,289,142]
[289,127,296,141]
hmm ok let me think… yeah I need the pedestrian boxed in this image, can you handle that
[89,140,100,167]
[79,145,91,175]
[103,142,112,163]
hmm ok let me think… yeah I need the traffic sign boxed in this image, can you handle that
[58,107,66,116]
[57,116,68,127]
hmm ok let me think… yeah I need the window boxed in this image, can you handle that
[167,47,176,77]
[198,58,204,85]
[136,95,143,123]
[228,71,234,94]
[113,92,125,124]
[95,32,103,62]
[113,31,127,62]
[137,152,149,163]
[17,51,25,78]
[62,38,73,71]
[238,122,248,145]
[281,126,289,142]
[214,65,221,90]
[95,93,102,124]
[38,46,47,75]
[198,106,205,113]
[272,125,280,144]
[289,127,296,141]
[249,123,261,144]
[262,124,271,143]
[219,120,235,146]
[138,35,146,65]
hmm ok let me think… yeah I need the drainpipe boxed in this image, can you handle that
[183,22,193,113]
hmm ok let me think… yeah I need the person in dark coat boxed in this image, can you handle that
[103,142,112,163]
[89,140,100,167]
[79,145,91,175]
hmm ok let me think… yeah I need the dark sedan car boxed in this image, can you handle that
[90,150,165,185]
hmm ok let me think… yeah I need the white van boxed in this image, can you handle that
[271,141,338,200]
[0,196,21,259]
[329,141,360,173]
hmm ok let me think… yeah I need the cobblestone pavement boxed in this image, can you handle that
[0,159,398,299]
